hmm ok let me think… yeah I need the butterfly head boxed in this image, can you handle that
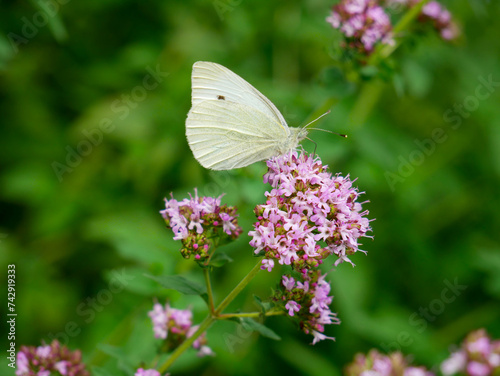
[288,126,308,147]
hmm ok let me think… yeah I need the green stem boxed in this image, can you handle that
[203,268,215,312]
[157,260,262,373]
[219,310,284,319]
[369,0,431,65]
[214,260,262,315]
[349,79,385,128]
[348,0,431,127]
[157,314,215,374]
[393,0,431,35]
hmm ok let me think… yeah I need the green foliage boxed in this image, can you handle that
[147,274,207,299]
[239,317,281,341]
[1,0,500,375]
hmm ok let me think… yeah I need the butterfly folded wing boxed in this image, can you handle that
[191,61,288,129]
[186,100,288,170]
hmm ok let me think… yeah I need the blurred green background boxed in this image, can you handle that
[1,0,499,375]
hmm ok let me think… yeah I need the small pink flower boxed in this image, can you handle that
[135,368,163,376]
[282,275,295,290]
[285,300,301,316]
[441,350,466,375]
[311,331,336,345]
[261,258,274,272]
[467,361,491,376]
[326,11,341,28]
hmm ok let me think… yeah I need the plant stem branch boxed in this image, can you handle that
[203,268,215,312]
[369,0,431,65]
[218,310,284,319]
[214,260,262,316]
[157,314,215,374]
[157,260,262,373]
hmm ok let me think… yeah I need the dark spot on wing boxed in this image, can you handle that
[217,95,225,100]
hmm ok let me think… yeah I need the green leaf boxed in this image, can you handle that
[253,295,273,313]
[145,274,207,296]
[209,252,233,267]
[240,317,281,341]
[95,345,135,375]
[319,66,355,97]
[96,344,126,360]
[402,60,432,97]
[360,65,379,79]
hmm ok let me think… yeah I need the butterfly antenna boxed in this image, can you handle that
[302,110,331,129]
[302,110,348,138]
[308,128,348,138]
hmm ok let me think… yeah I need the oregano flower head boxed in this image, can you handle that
[148,302,214,358]
[385,0,459,40]
[249,151,372,272]
[161,189,242,262]
[16,340,89,376]
[441,328,500,376]
[345,349,434,376]
[274,269,340,344]
[327,0,394,54]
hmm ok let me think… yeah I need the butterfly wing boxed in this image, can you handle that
[186,99,287,170]
[191,61,288,132]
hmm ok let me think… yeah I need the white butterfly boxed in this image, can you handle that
[186,61,308,170]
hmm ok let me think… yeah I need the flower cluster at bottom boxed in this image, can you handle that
[148,301,214,358]
[345,349,434,376]
[273,269,340,344]
[441,328,500,376]
[16,340,89,376]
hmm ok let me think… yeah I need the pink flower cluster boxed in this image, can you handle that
[249,151,372,272]
[345,349,434,376]
[326,0,394,53]
[16,340,89,376]
[148,302,214,357]
[441,329,500,376]
[276,270,340,344]
[385,0,459,40]
[161,189,242,261]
